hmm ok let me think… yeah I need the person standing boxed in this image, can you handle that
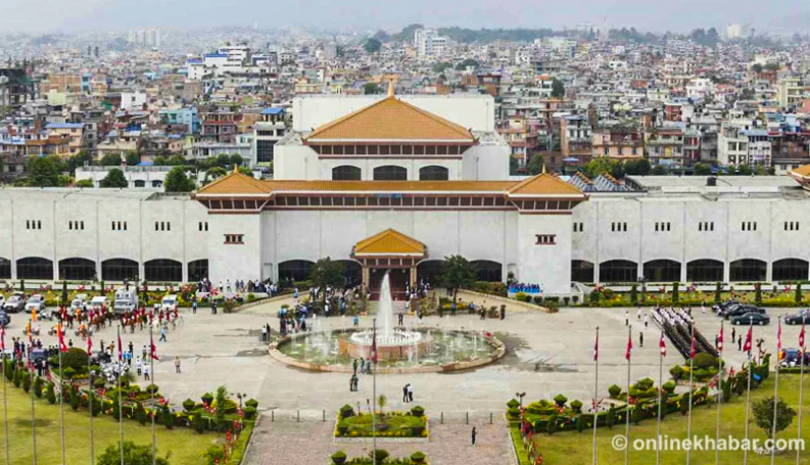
[402,384,409,402]
[143,364,150,381]
[192,299,198,314]
[408,384,413,403]
[625,309,629,326]
[159,326,167,342]
[471,426,477,446]
[738,335,742,351]
[500,305,505,320]
[353,358,358,375]
[639,331,644,348]
[174,356,181,373]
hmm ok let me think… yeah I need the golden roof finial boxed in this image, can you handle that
[233,164,239,174]
[542,163,547,174]
[387,79,395,98]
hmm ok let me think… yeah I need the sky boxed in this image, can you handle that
[1,0,808,34]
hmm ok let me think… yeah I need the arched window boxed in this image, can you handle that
[102,258,139,281]
[59,258,97,281]
[416,260,443,286]
[332,165,361,181]
[188,259,209,282]
[470,260,502,282]
[144,259,183,282]
[730,259,766,282]
[16,257,53,280]
[772,258,809,282]
[278,260,314,283]
[571,260,595,283]
[373,165,407,181]
[0,258,9,279]
[134,180,146,187]
[643,259,681,282]
[687,259,724,282]
[599,260,638,283]
[419,165,449,181]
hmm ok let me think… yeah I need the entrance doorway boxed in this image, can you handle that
[369,268,408,301]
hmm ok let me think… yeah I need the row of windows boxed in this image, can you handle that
[698,222,714,232]
[274,195,508,208]
[224,234,244,244]
[155,222,171,231]
[199,222,209,232]
[611,222,628,232]
[112,221,127,231]
[573,222,585,233]
[572,258,810,283]
[654,222,671,232]
[315,145,468,156]
[785,221,800,231]
[742,222,758,231]
[68,221,85,231]
[535,234,556,245]
[332,165,450,181]
[0,257,209,282]
[26,220,42,230]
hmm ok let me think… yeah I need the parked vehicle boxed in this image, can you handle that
[779,349,810,367]
[113,289,138,315]
[731,312,771,326]
[784,309,810,325]
[70,294,88,312]
[25,294,46,314]
[161,294,178,312]
[713,300,738,314]
[3,293,26,313]
[722,304,764,319]
[0,295,5,308]
[0,311,10,327]
[89,296,109,312]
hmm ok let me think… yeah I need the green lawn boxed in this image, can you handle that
[0,384,223,465]
[339,412,426,437]
[528,374,810,465]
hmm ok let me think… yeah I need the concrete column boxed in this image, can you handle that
[410,266,417,288]
[361,265,370,294]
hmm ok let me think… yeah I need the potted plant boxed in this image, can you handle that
[331,450,347,465]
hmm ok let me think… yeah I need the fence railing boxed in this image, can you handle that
[263,409,502,425]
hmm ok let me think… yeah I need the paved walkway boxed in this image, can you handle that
[243,416,514,465]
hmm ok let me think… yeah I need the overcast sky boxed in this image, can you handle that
[2,0,808,34]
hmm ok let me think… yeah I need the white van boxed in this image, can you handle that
[89,296,109,312]
[113,289,139,314]
[70,294,88,311]
[161,295,178,312]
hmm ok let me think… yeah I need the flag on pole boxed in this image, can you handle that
[150,336,159,361]
[370,328,378,363]
[777,318,782,352]
[659,333,667,357]
[690,334,697,359]
[117,332,123,361]
[800,323,806,349]
[625,333,632,361]
[57,324,68,352]
[87,336,92,354]
[718,326,724,351]
[1,326,5,351]
[743,325,753,353]
[26,321,32,344]
[593,331,599,361]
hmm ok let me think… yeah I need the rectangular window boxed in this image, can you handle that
[38,221,41,230]
[199,222,203,232]
[698,222,703,231]
[611,222,616,232]
[667,222,671,231]
[224,234,244,244]
[155,221,159,231]
[655,222,659,232]
[535,234,557,245]
[80,221,84,230]
[623,223,627,232]
[111,221,115,230]
[710,222,714,231]
[166,222,171,231]
[69,221,73,230]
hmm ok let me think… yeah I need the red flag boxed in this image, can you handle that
[800,323,805,349]
[690,335,696,359]
[117,332,123,361]
[777,318,782,351]
[150,336,159,361]
[57,324,68,352]
[593,331,599,361]
[87,336,93,354]
[718,326,724,352]
[1,326,5,352]
[625,333,632,361]
[370,328,378,364]
[743,326,753,353]
[659,333,667,357]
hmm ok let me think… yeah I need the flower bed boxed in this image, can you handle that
[334,404,428,440]
[330,449,427,465]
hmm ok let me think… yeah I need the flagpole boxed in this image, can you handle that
[117,326,124,465]
[2,343,9,465]
[624,325,631,465]
[89,338,95,465]
[372,318,377,463]
[150,325,156,465]
[743,318,753,465]
[715,321,723,465]
[30,350,36,465]
[797,323,805,465]
[656,330,663,465]
[592,326,599,465]
[770,317,781,464]
[686,322,695,465]
[59,328,66,465]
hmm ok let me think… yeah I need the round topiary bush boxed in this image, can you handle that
[201,392,214,406]
[245,398,259,409]
[507,399,520,409]
[368,449,389,465]
[608,385,622,399]
[410,406,425,417]
[331,450,347,465]
[145,384,159,395]
[669,365,684,381]
[337,421,349,436]
[339,404,355,419]
[553,394,568,407]
[182,399,196,412]
[662,381,676,394]
[570,400,583,414]
[243,406,257,420]
[410,451,426,464]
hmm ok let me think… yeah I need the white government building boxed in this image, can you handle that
[3,86,810,297]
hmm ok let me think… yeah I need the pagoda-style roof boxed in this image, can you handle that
[789,164,810,192]
[352,229,426,258]
[505,171,584,197]
[304,95,475,144]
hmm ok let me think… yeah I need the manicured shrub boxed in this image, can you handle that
[145,384,159,395]
[135,402,147,425]
[545,415,557,435]
[368,449,389,465]
[245,398,259,409]
[22,372,31,393]
[570,400,583,414]
[243,406,257,420]
[410,451,426,464]
[608,385,622,399]
[183,399,196,412]
[331,450,347,465]
[201,392,214,406]
[191,412,206,434]
[553,394,567,407]
[662,381,676,394]
[635,378,654,391]
[46,382,56,404]
[33,377,44,398]
[340,404,355,419]
[669,365,684,381]
[410,406,425,417]
[161,405,173,429]
[606,408,616,429]
[93,378,106,388]
[507,399,520,409]
[515,292,529,302]
[70,387,80,411]
[680,393,691,415]
[337,421,349,436]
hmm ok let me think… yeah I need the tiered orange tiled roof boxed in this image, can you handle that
[790,165,810,178]
[304,96,474,142]
[353,229,426,256]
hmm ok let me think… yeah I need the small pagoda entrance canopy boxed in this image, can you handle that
[351,229,427,293]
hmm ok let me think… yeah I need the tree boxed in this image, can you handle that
[551,78,565,98]
[205,166,227,182]
[214,385,228,422]
[693,163,712,175]
[584,158,622,179]
[439,255,477,302]
[153,156,167,166]
[164,167,195,193]
[364,38,382,54]
[166,154,186,166]
[753,397,796,439]
[363,83,381,95]
[99,168,128,188]
[125,151,140,166]
[68,150,93,174]
[651,164,667,175]
[26,156,61,187]
[309,258,346,303]
[752,63,763,74]
[737,165,753,176]
[455,58,480,71]
[229,154,243,167]
[97,441,169,465]
[526,154,545,175]
[99,153,121,166]
[216,154,231,167]
[75,179,94,188]
[624,158,651,176]
[238,166,253,176]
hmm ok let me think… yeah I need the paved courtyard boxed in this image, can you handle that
[21,298,806,464]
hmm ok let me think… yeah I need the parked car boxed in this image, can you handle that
[731,312,771,325]
[713,300,738,314]
[70,294,88,312]
[3,293,26,313]
[161,294,178,312]
[0,311,9,327]
[784,309,810,325]
[722,304,764,319]
[89,296,109,312]
[25,294,46,313]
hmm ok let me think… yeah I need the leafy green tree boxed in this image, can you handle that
[216,154,232,167]
[26,156,61,187]
[624,158,651,176]
[439,255,477,302]
[693,163,712,175]
[166,154,187,166]
[737,165,753,176]
[215,385,228,422]
[526,154,545,175]
[153,156,167,166]
[164,167,195,193]
[551,78,565,98]
[205,166,227,181]
[364,38,382,54]
[99,153,121,166]
[68,150,93,174]
[363,83,381,95]
[238,166,253,176]
[125,151,140,166]
[309,258,346,303]
[753,397,796,438]
[584,158,623,179]
[229,154,243,167]
[99,168,128,188]
[97,441,169,465]
[75,179,94,188]
[651,164,667,175]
